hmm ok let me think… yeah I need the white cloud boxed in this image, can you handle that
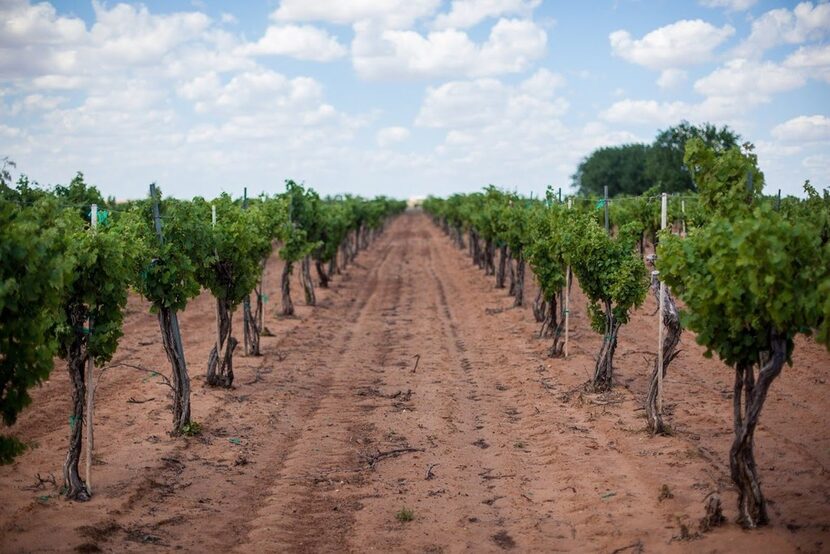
[407,73,643,191]
[0,0,87,48]
[0,0,87,78]
[416,78,508,128]
[15,93,66,113]
[519,68,566,97]
[89,1,211,67]
[656,68,687,89]
[432,0,541,30]
[1,1,824,200]
[184,70,327,115]
[785,43,830,83]
[734,2,830,57]
[602,59,811,129]
[415,70,568,137]
[694,58,805,100]
[610,20,734,70]
[0,1,368,200]
[601,99,692,126]
[30,75,87,90]
[785,43,830,68]
[600,94,755,127]
[771,115,830,142]
[699,0,757,12]
[0,0,223,81]
[0,124,22,138]
[802,153,830,170]
[271,0,441,28]
[239,25,347,61]
[376,126,410,147]
[352,18,546,79]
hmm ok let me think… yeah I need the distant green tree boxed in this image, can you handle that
[572,144,651,197]
[646,121,740,192]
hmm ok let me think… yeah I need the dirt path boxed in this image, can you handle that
[1,212,828,553]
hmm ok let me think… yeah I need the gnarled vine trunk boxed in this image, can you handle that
[158,307,191,434]
[471,231,484,269]
[63,306,89,501]
[532,287,547,323]
[242,295,257,357]
[730,333,786,528]
[315,258,329,288]
[496,245,507,288]
[242,279,264,357]
[301,256,316,306]
[513,253,525,307]
[243,265,265,357]
[507,251,516,296]
[645,274,681,435]
[339,241,348,271]
[592,300,619,392]
[281,262,294,316]
[484,239,495,276]
[207,298,236,388]
[255,282,265,334]
[454,225,465,249]
[353,226,361,258]
[548,290,566,357]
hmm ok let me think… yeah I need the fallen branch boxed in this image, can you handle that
[361,447,424,469]
[23,472,57,491]
[127,397,156,404]
[244,367,270,386]
[611,540,643,554]
[425,463,439,480]
[590,398,625,406]
[412,354,420,373]
[97,362,174,392]
[481,473,516,481]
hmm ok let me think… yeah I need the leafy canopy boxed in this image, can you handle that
[0,196,73,462]
[116,189,211,313]
[657,140,830,368]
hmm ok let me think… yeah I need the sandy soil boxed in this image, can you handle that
[1,212,828,553]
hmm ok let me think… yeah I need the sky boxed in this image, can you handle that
[0,0,829,200]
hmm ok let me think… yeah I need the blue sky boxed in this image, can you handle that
[1,0,828,200]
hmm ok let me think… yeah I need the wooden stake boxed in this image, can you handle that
[680,199,686,237]
[242,188,250,355]
[564,197,572,359]
[604,185,609,233]
[211,206,223,364]
[656,193,667,414]
[85,204,97,494]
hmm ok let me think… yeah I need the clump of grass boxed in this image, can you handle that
[395,507,414,522]
[180,421,202,436]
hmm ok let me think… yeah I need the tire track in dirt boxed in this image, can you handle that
[0,225,399,553]
[344,217,531,552]
[237,234,404,552]
[346,214,725,552]
[420,212,830,553]
[3,212,827,553]
[420,215,725,551]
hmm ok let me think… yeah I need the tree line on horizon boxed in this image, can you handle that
[572,121,741,197]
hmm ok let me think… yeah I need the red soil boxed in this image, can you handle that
[1,212,828,553]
